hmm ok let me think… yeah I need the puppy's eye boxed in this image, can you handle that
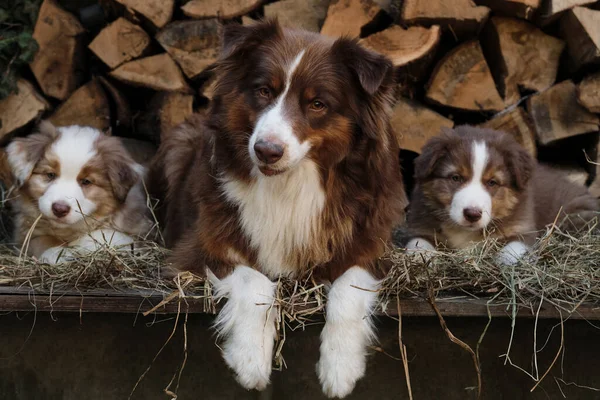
[46,172,56,181]
[450,174,463,183]
[487,179,498,187]
[80,178,92,186]
[257,87,271,99]
[309,100,326,112]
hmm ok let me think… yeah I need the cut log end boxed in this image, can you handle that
[0,80,49,139]
[391,98,454,153]
[48,79,111,131]
[182,0,263,19]
[321,0,382,38]
[110,54,192,93]
[89,17,151,69]
[578,72,600,114]
[115,0,174,28]
[426,40,505,112]
[479,107,537,156]
[527,80,599,145]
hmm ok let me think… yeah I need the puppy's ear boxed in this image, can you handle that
[331,38,393,95]
[219,18,281,60]
[97,136,142,203]
[414,131,453,181]
[504,143,534,191]
[6,120,58,186]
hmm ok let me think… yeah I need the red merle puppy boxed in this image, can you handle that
[149,19,407,398]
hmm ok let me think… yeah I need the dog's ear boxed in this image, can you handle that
[97,136,142,203]
[331,38,393,95]
[220,18,282,60]
[504,141,534,191]
[414,130,453,181]
[6,120,59,186]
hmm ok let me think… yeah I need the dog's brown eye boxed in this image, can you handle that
[80,178,92,186]
[46,172,56,181]
[450,174,463,183]
[487,179,498,187]
[310,100,326,111]
[257,87,271,99]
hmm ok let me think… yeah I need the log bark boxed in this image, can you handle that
[88,17,151,69]
[110,54,192,92]
[401,0,490,38]
[479,107,537,156]
[527,80,599,145]
[426,40,505,112]
[30,0,85,100]
[97,77,132,129]
[482,17,565,106]
[475,0,541,19]
[391,98,454,153]
[182,0,263,19]
[156,20,221,79]
[359,25,441,67]
[559,7,600,72]
[139,92,196,143]
[321,0,383,38]
[115,0,174,29]
[538,0,596,25]
[0,80,49,140]
[578,72,600,114]
[48,79,111,131]
[264,0,330,32]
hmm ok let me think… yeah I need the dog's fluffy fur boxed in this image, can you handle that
[149,19,407,398]
[6,122,152,264]
[405,126,600,264]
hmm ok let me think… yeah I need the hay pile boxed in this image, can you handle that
[0,221,599,318]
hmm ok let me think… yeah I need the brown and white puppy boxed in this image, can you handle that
[405,126,600,264]
[149,19,407,398]
[6,121,152,264]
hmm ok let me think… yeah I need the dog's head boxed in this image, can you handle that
[209,18,396,177]
[414,126,534,230]
[6,121,142,226]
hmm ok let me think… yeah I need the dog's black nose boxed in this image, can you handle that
[254,139,284,164]
[463,207,482,223]
[52,202,71,218]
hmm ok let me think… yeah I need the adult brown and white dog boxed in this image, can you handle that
[405,126,600,264]
[6,121,152,264]
[149,19,406,398]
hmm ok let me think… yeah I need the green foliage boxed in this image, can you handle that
[0,0,42,100]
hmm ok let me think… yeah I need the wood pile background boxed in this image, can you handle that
[1,0,600,197]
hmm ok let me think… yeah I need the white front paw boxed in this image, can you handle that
[405,237,436,263]
[222,328,273,391]
[317,326,367,398]
[39,247,74,264]
[497,241,530,266]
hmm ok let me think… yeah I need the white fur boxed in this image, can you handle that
[450,141,492,229]
[211,266,277,391]
[40,229,135,264]
[317,267,379,398]
[249,50,310,172]
[221,160,326,278]
[23,126,99,225]
[496,240,530,266]
[6,143,33,186]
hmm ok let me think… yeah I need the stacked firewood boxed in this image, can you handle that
[1,0,600,195]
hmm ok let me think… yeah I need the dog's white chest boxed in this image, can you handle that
[221,161,326,277]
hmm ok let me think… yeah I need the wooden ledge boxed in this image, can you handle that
[0,287,597,320]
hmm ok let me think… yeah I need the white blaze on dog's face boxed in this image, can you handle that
[36,128,100,224]
[6,123,141,226]
[248,50,310,176]
[449,141,493,230]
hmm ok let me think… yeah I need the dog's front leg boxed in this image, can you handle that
[317,266,380,398]
[209,265,277,391]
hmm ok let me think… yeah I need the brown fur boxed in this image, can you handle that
[148,19,407,281]
[406,126,600,248]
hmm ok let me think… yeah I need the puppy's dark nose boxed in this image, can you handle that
[254,139,284,164]
[463,207,482,223]
[52,202,71,218]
